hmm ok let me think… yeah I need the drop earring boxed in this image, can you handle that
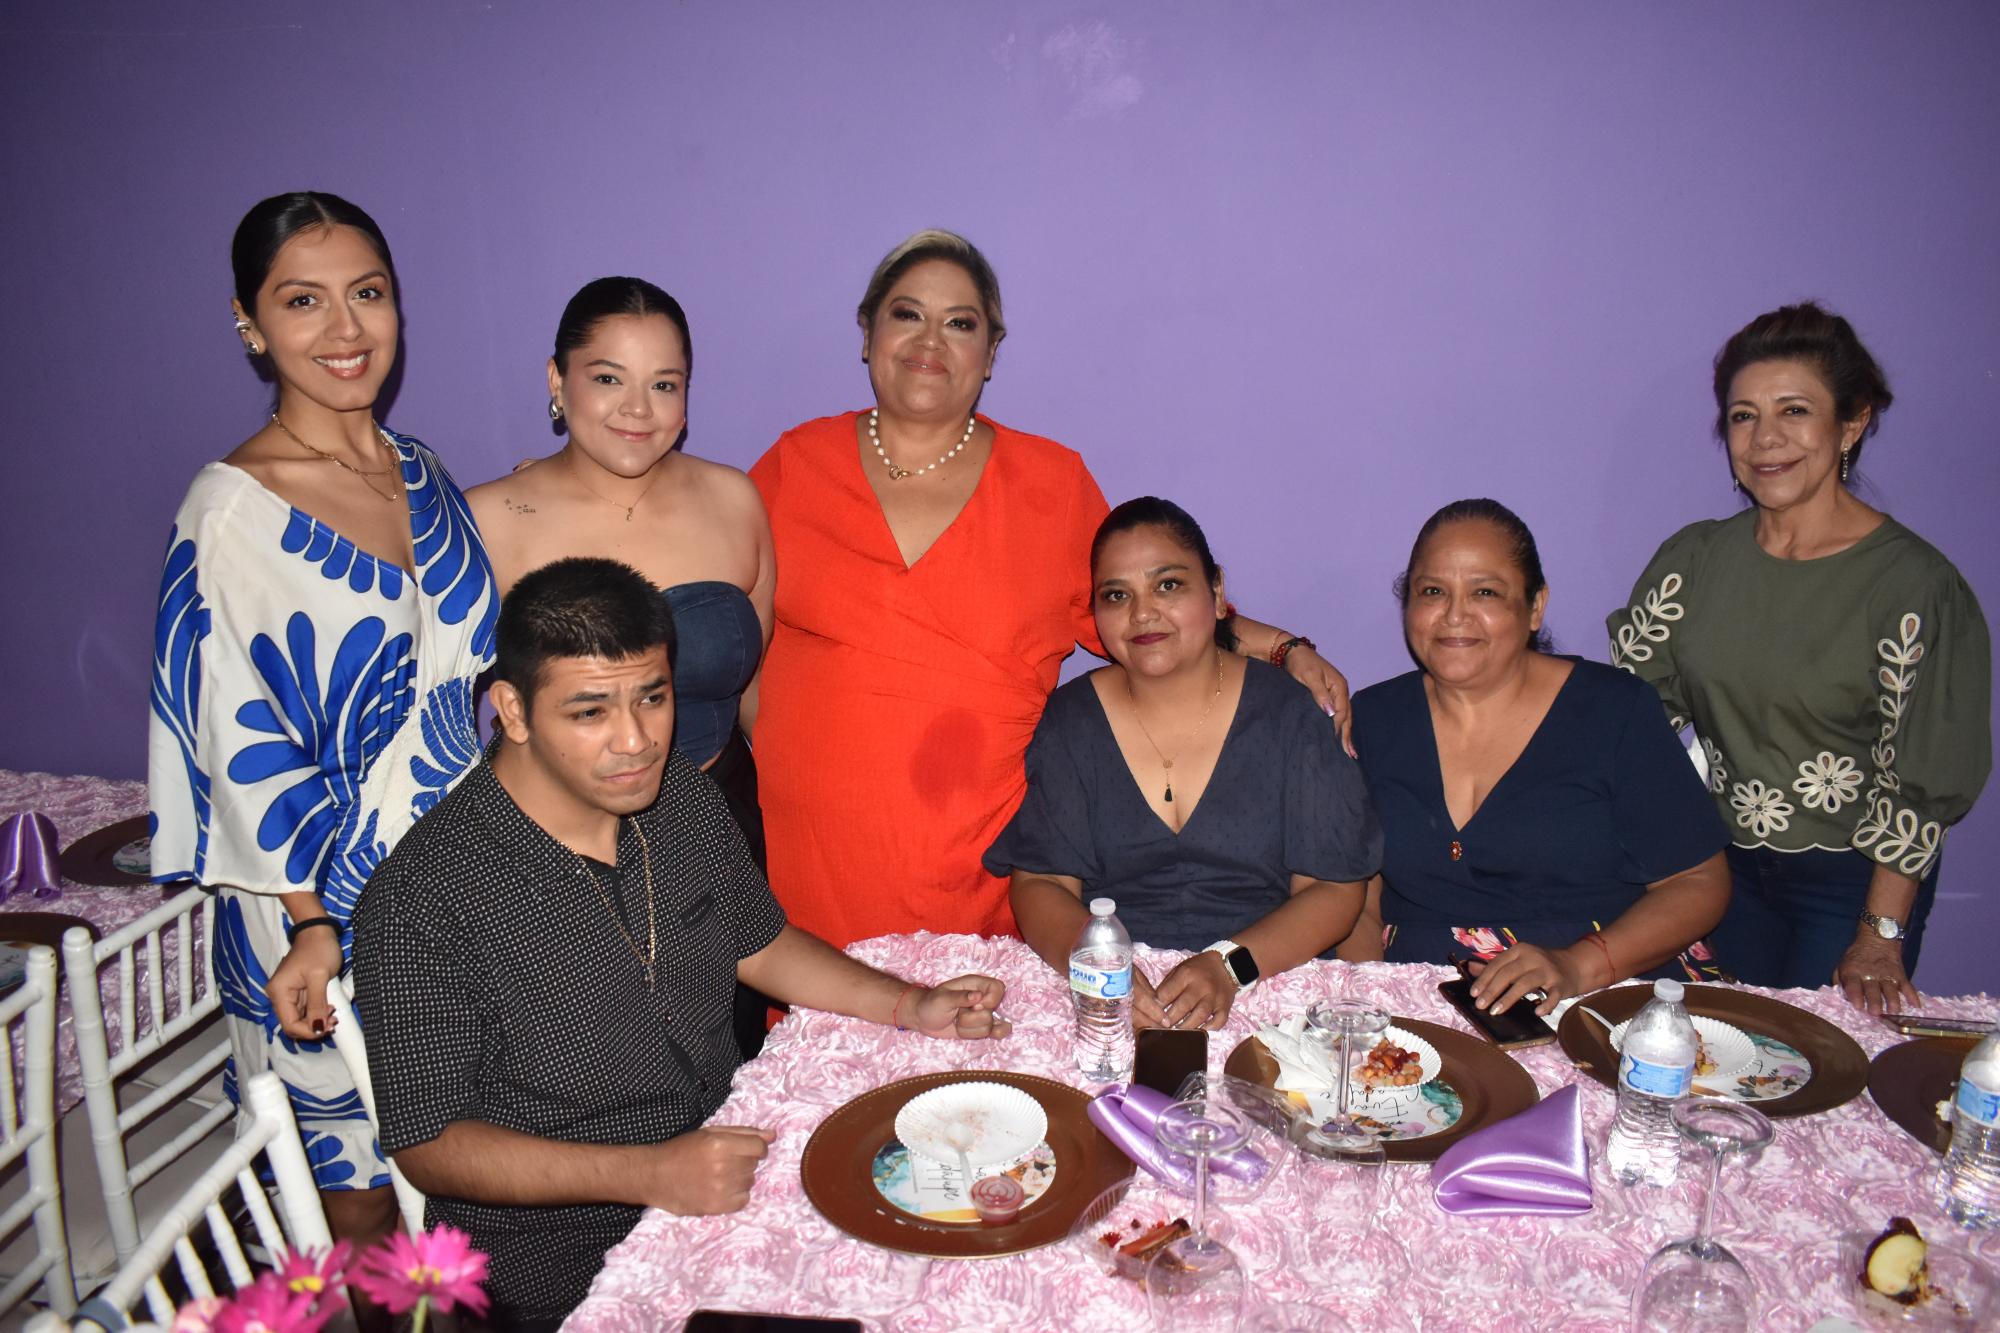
[1840,448,1852,483]
[548,397,564,423]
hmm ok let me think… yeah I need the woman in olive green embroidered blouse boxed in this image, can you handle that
[1610,303,1990,1014]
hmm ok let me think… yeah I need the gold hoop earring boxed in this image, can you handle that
[548,396,564,423]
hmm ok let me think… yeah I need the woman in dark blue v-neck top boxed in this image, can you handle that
[986,498,1381,1032]
[1342,500,1730,1016]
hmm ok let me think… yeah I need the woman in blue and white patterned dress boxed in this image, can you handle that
[148,192,498,1250]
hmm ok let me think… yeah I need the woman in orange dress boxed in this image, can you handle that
[750,231,1348,948]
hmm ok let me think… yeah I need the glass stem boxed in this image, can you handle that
[1192,1148,1210,1241]
[1334,1029,1352,1121]
[1692,1146,1724,1253]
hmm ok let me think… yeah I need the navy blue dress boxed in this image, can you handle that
[1351,659,1728,974]
[984,661,1382,951]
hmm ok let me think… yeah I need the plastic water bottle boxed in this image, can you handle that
[1606,978,1699,1187]
[1070,897,1134,1082]
[1940,1029,2000,1228]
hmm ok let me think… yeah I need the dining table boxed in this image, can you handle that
[563,932,1998,1332]
[0,768,193,1116]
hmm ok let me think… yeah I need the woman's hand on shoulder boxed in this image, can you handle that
[1283,645,1356,755]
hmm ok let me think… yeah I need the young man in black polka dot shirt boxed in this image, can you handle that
[351,557,1011,1330]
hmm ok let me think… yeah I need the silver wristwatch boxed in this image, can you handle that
[1859,911,1907,941]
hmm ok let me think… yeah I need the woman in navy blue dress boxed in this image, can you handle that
[987,498,1381,1032]
[1339,499,1731,1017]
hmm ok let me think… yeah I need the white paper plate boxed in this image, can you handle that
[895,1081,1049,1170]
[1348,1025,1442,1090]
[1607,1015,1756,1081]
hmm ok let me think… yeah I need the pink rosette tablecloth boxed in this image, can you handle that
[566,933,1998,1333]
[1,768,192,1115]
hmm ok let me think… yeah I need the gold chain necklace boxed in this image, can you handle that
[570,818,659,988]
[270,413,402,504]
[1125,656,1225,803]
[567,450,665,522]
[869,408,976,481]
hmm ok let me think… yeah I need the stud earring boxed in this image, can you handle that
[1731,475,1741,493]
[1840,448,1852,483]
[548,396,564,423]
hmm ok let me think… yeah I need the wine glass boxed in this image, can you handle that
[1294,999,1389,1164]
[1145,1096,1252,1332]
[1630,1097,1776,1332]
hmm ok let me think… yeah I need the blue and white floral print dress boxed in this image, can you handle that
[148,429,497,1190]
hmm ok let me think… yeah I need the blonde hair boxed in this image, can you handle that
[856,229,1005,342]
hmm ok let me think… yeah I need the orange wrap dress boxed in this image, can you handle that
[749,411,1108,947]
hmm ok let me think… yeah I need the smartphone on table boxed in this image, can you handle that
[1437,956,1557,1049]
[683,1314,863,1332]
[1134,1026,1209,1097]
[1883,1013,1994,1038]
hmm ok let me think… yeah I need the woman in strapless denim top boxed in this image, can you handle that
[468,277,777,1050]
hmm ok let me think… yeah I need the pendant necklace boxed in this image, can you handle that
[1126,657,1225,803]
[569,817,659,988]
[271,413,401,504]
[569,451,665,522]
[869,408,976,481]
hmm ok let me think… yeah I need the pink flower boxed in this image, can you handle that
[169,1295,229,1333]
[213,1271,337,1333]
[352,1225,491,1319]
[1451,927,1506,959]
[276,1241,351,1303]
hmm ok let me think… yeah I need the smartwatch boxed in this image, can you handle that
[1203,939,1260,992]
[1859,911,1907,941]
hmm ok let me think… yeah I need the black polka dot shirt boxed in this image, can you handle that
[351,751,786,1326]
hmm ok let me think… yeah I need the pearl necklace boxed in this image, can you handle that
[869,408,975,481]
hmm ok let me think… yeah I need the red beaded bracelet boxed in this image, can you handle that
[1270,634,1316,670]
[1581,932,1617,984]
[891,981,923,1032]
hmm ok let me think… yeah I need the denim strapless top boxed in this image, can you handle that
[662,581,761,766]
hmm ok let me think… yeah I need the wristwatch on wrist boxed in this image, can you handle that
[1859,911,1907,941]
[1203,940,1260,992]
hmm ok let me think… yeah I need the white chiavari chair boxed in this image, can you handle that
[0,945,76,1320]
[66,1071,334,1332]
[324,977,426,1235]
[62,889,232,1269]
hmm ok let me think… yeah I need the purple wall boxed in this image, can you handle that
[4,2,1995,994]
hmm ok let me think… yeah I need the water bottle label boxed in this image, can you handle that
[1956,1076,2000,1128]
[1619,1052,1693,1098]
[1070,962,1132,1000]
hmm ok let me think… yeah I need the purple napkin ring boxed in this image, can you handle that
[1087,1085,1271,1190]
[0,812,62,902]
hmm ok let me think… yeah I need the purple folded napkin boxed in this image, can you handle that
[0,813,61,903]
[1431,1083,1590,1217]
[1087,1084,1271,1190]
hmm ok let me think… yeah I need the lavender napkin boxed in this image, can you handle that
[0,813,62,903]
[1431,1083,1590,1217]
[1087,1085,1272,1190]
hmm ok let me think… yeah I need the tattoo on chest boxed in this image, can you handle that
[505,498,537,514]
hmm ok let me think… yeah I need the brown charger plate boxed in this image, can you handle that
[1557,983,1868,1118]
[799,1070,1134,1260]
[57,816,160,889]
[1223,1016,1539,1163]
[1869,1035,1978,1155]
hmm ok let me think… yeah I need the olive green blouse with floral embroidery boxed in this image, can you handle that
[1608,510,1990,878]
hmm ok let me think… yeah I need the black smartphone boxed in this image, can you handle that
[1885,1013,1995,1038]
[1438,975,1557,1049]
[684,1314,864,1332]
[1134,1026,1209,1096]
